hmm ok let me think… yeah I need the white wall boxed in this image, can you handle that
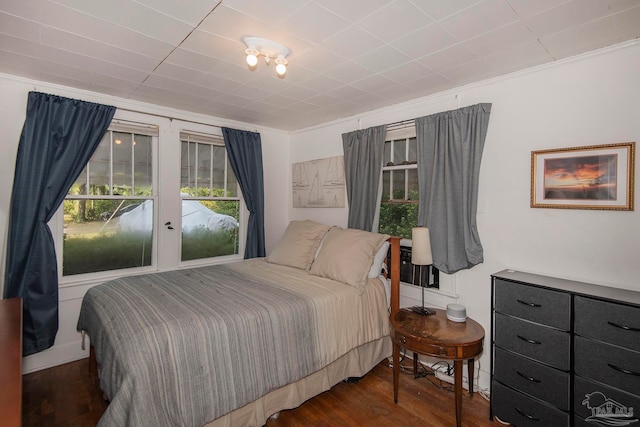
[289,40,640,390]
[0,74,290,372]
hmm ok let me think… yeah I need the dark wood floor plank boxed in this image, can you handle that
[23,358,500,426]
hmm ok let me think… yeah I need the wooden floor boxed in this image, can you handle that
[23,357,501,426]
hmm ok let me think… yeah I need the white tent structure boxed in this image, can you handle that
[118,200,238,233]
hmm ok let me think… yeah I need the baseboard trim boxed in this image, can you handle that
[22,339,88,374]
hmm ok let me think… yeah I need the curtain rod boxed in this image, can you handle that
[116,106,260,134]
[386,119,415,131]
[116,107,224,130]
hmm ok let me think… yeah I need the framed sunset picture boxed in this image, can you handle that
[531,142,635,210]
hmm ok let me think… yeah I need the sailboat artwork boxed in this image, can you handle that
[292,155,345,208]
[292,163,309,189]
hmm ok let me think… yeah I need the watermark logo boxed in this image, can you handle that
[582,391,637,426]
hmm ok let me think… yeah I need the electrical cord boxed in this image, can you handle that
[389,350,492,401]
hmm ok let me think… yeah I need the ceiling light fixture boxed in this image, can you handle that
[242,36,290,78]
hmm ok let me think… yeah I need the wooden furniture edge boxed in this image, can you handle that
[0,298,23,427]
[388,236,401,316]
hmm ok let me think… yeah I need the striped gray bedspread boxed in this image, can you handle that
[77,258,389,427]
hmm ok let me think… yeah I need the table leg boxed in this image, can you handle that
[393,342,400,403]
[468,357,475,395]
[454,359,463,427]
[413,352,418,378]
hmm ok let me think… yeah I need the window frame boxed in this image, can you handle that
[179,130,244,266]
[55,121,159,284]
[382,126,418,204]
[52,114,248,288]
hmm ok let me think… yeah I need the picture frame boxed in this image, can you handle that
[531,142,635,210]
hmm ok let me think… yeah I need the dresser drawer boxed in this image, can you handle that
[494,279,571,331]
[491,380,569,427]
[494,347,570,410]
[575,296,640,352]
[574,336,640,395]
[495,312,570,370]
[574,375,640,424]
[391,329,457,358]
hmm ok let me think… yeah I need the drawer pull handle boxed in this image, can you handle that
[607,363,640,377]
[516,370,541,383]
[401,336,407,344]
[515,407,540,421]
[516,299,541,308]
[608,321,640,332]
[517,335,541,345]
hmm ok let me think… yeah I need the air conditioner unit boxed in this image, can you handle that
[399,246,439,288]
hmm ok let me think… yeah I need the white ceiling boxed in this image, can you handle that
[1,0,639,131]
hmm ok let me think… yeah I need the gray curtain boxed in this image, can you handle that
[4,92,115,355]
[416,103,491,274]
[221,127,265,259]
[342,125,386,231]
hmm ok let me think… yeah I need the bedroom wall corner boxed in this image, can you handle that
[286,40,640,393]
[261,130,291,255]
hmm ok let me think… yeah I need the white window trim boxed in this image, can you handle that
[178,129,246,267]
[56,122,160,286]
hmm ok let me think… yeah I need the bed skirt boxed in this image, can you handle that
[203,336,392,427]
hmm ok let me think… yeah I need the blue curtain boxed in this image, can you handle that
[222,127,265,259]
[4,92,116,356]
[342,125,387,231]
[416,103,491,274]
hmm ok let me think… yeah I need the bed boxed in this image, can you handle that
[77,221,401,427]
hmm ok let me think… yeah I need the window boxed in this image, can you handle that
[379,126,418,240]
[180,131,240,261]
[62,122,157,276]
[379,124,441,290]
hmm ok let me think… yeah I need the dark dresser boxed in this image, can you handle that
[490,270,640,427]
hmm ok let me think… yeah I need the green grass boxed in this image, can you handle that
[63,232,153,276]
[181,228,238,261]
[63,228,239,275]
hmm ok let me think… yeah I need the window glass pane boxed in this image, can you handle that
[408,137,417,163]
[384,141,391,165]
[378,202,418,240]
[197,143,212,196]
[62,199,153,275]
[133,134,152,196]
[112,132,132,195]
[181,199,240,261]
[392,170,405,200]
[407,169,419,201]
[393,139,406,163]
[69,169,87,196]
[180,141,191,191]
[382,171,390,202]
[212,145,225,195]
[88,134,111,194]
[226,168,238,197]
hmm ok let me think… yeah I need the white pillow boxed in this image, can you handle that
[368,241,389,278]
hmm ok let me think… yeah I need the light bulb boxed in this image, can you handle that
[246,52,258,67]
[276,62,286,76]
